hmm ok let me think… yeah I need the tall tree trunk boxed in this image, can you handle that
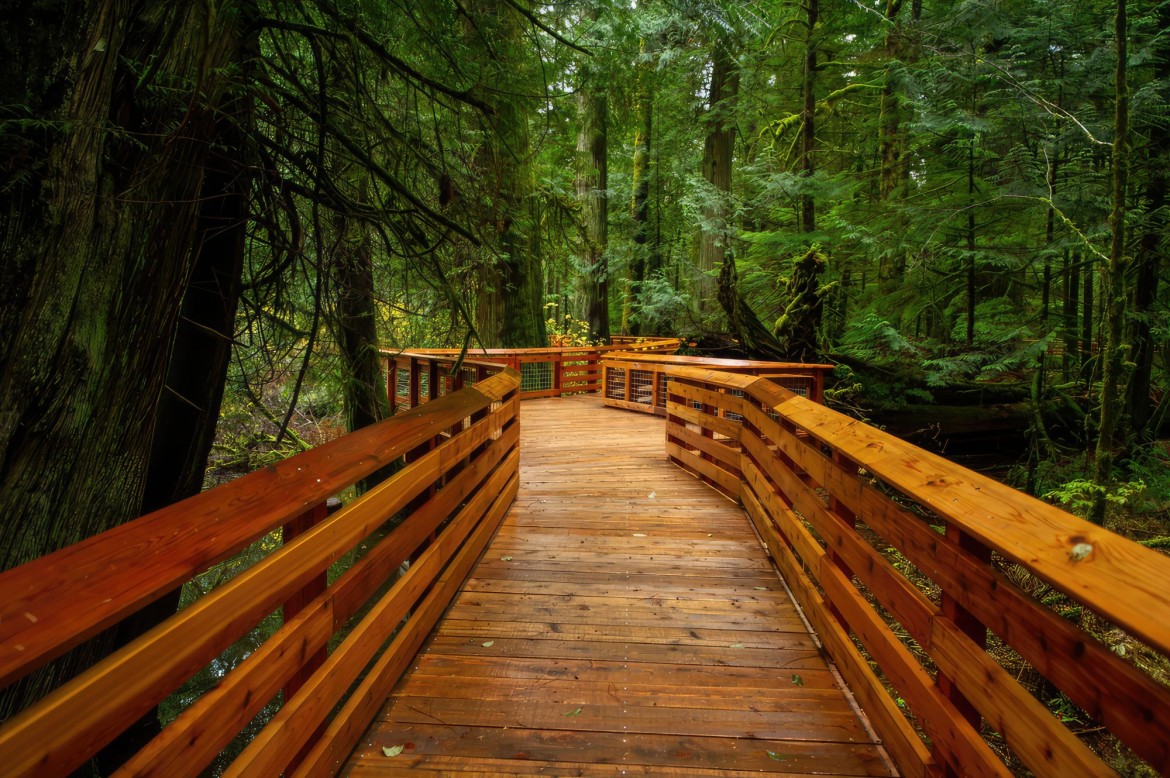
[1092,0,1131,523]
[472,0,546,348]
[697,42,738,318]
[1127,3,1168,440]
[773,0,823,360]
[576,22,609,343]
[334,212,389,435]
[626,48,654,336]
[0,0,253,715]
[876,0,912,297]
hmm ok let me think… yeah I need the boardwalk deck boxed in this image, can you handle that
[343,395,895,777]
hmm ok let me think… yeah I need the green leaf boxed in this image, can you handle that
[753,586,768,590]
[482,641,495,647]
[500,556,512,561]
[791,674,804,686]
[729,643,745,649]
[766,750,785,761]
[382,745,404,757]
[564,707,583,717]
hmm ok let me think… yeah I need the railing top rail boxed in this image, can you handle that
[608,352,834,370]
[381,337,681,360]
[671,366,1170,657]
[0,369,521,689]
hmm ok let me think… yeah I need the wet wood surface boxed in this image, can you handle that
[342,395,893,777]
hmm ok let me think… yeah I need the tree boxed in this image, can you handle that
[471,0,548,348]
[576,2,611,342]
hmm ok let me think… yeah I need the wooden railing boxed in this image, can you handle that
[663,364,1170,777]
[602,352,832,414]
[386,338,680,411]
[0,370,521,778]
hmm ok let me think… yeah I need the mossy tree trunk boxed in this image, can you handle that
[697,41,738,319]
[576,11,610,343]
[473,0,546,348]
[0,0,255,720]
[1127,2,1168,441]
[1092,0,1131,524]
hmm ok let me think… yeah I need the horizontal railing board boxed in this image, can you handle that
[113,422,519,778]
[0,391,519,777]
[0,370,517,690]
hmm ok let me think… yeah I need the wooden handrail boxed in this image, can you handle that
[384,338,681,410]
[0,370,521,777]
[661,364,1170,777]
[602,352,832,414]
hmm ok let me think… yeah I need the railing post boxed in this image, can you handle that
[935,525,989,775]
[281,501,329,702]
[553,352,563,396]
[386,357,397,414]
[428,359,440,402]
[408,357,420,409]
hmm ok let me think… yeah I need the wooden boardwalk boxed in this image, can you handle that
[343,395,895,776]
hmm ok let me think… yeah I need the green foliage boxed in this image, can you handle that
[1044,478,1147,517]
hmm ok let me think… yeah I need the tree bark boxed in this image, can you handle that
[576,22,610,343]
[1092,0,1131,523]
[0,0,254,716]
[472,0,546,348]
[876,0,914,298]
[626,47,655,336]
[697,42,738,318]
[1126,2,1168,440]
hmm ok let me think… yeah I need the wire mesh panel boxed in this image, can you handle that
[417,371,430,401]
[520,361,554,394]
[771,375,812,398]
[656,373,670,410]
[395,359,412,410]
[605,367,626,400]
[724,388,745,422]
[630,369,654,406]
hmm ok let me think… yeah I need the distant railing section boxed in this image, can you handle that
[0,371,522,778]
[663,364,1170,778]
[386,338,680,412]
[602,352,831,414]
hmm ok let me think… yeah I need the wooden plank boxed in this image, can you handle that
[423,635,832,671]
[346,725,892,776]
[665,398,742,439]
[666,441,740,497]
[929,618,1115,777]
[744,432,939,649]
[746,488,933,778]
[818,566,1009,777]
[667,420,742,471]
[381,696,869,742]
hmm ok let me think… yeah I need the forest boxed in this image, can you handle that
[0,0,1168,771]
